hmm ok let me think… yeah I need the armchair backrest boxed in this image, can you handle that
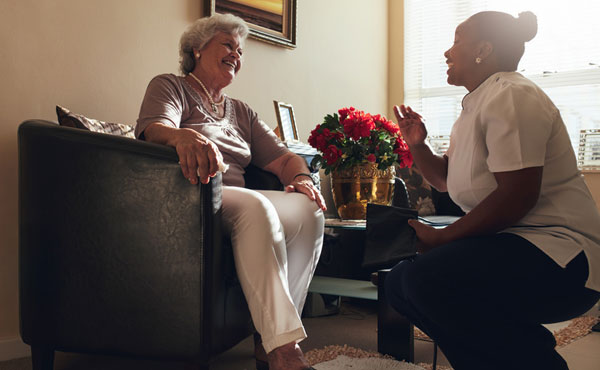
[243,164,283,191]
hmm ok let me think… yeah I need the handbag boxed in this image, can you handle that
[362,203,418,270]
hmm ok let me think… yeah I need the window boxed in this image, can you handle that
[404,0,600,157]
[579,129,600,171]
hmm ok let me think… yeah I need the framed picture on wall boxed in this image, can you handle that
[273,100,299,142]
[206,0,297,48]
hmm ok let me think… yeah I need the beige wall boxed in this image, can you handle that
[387,0,404,120]
[225,2,389,140]
[0,0,389,345]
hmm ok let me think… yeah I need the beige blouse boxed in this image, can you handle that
[136,74,289,187]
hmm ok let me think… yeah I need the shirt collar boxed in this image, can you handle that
[461,71,515,110]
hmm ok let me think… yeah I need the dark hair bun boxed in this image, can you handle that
[516,11,537,42]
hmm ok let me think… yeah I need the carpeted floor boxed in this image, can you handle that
[304,315,600,370]
[314,355,425,370]
[1,301,597,370]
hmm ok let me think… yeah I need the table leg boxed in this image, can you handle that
[377,269,414,362]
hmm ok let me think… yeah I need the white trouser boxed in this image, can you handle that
[222,187,324,353]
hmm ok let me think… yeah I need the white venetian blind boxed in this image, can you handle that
[404,0,600,156]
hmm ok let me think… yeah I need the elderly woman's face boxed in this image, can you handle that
[197,31,243,86]
[443,22,479,88]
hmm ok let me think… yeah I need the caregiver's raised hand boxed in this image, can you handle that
[394,105,428,147]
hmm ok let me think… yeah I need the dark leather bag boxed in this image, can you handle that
[362,203,418,269]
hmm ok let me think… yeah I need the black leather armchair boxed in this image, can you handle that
[18,120,278,369]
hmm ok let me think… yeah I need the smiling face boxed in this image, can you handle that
[194,31,244,89]
[444,19,500,92]
[444,21,480,89]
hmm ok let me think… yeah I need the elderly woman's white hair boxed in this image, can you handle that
[179,13,249,74]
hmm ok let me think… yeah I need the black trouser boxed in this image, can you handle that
[385,233,600,370]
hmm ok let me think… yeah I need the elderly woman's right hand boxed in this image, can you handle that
[394,105,428,147]
[174,128,223,185]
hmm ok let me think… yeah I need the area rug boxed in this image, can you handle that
[306,344,451,370]
[306,316,599,370]
[412,315,600,347]
[313,355,426,370]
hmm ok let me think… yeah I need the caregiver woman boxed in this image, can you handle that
[386,11,600,370]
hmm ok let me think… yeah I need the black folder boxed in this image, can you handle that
[362,203,418,269]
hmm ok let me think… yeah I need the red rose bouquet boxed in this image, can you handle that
[308,107,413,174]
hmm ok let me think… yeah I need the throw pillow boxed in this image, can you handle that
[396,165,436,216]
[56,105,135,138]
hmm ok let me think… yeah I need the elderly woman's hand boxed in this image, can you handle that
[174,128,223,185]
[394,105,428,147]
[285,175,327,211]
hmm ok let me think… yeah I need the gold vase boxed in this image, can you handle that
[330,163,395,220]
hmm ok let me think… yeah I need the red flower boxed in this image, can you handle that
[341,110,375,140]
[394,139,413,168]
[382,120,400,135]
[338,106,356,121]
[309,107,412,172]
[396,150,414,168]
[373,114,400,135]
[308,127,320,147]
[308,125,333,152]
[323,144,343,165]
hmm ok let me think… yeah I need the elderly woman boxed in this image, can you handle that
[386,11,600,370]
[135,14,324,370]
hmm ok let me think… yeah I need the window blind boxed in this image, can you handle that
[404,0,600,156]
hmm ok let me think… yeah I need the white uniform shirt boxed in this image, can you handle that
[446,71,600,292]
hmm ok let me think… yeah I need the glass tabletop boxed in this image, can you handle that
[324,218,366,230]
[324,215,459,230]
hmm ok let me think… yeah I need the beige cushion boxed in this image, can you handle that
[56,105,135,138]
[396,165,436,216]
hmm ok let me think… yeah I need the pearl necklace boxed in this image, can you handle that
[188,73,224,113]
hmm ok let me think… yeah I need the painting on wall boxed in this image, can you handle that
[206,0,297,48]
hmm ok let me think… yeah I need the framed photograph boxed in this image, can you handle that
[206,0,297,48]
[273,100,299,142]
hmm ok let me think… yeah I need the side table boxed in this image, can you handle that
[307,218,415,362]
[309,219,375,300]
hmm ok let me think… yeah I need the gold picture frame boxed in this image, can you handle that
[273,100,299,142]
[206,0,297,48]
